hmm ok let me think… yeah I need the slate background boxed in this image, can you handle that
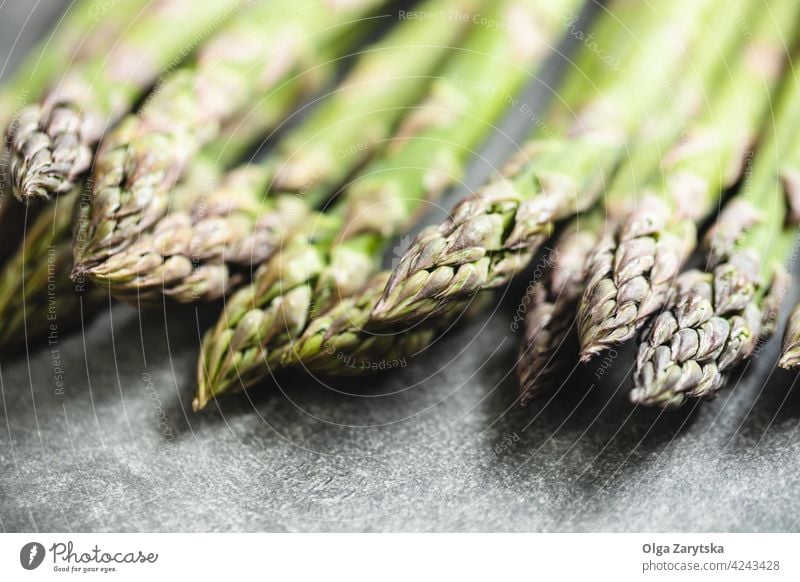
[1,1,800,532]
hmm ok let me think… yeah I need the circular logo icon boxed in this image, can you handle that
[20,542,45,570]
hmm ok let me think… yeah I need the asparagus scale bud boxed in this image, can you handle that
[0,0,150,134]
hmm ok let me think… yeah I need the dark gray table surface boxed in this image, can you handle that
[2,1,800,533]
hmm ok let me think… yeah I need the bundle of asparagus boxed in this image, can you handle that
[78,0,479,303]
[194,0,576,409]
[577,0,800,361]
[515,0,759,402]
[71,0,385,273]
[264,0,728,385]
[369,0,718,328]
[631,64,800,408]
[5,0,800,422]
[0,0,351,346]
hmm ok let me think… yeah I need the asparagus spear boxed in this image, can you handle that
[577,0,800,361]
[0,87,299,349]
[193,0,575,409]
[7,0,247,203]
[370,0,717,327]
[0,0,150,262]
[71,0,385,273]
[631,67,800,408]
[516,213,600,404]
[79,0,480,301]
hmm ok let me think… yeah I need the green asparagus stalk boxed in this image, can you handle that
[0,0,150,261]
[631,67,800,408]
[301,0,757,388]
[7,0,247,203]
[193,0,575,409]
[516,212,600,404]
[370,0,717,327]
[577,0,799,361]
[79,0,479,301]
[71,0,385,273]
[0,87,298,349]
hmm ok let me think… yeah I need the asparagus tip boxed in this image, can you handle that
[69,263,87,281]
[778,351,800,370]
[10,101,97,203]
[191,396,206,412]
